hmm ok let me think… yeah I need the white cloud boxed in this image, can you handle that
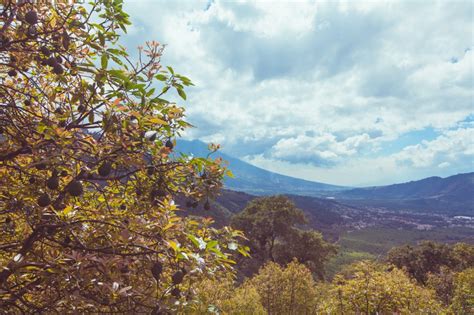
[122,0,474,185]
[394,128,474,169]
[271,133,373,165]
[438,162,450,169]
[245,127,474,186]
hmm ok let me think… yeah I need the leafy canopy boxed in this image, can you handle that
[231,195,336,279]
[322,260,444,314]
[0,1,247,312]
[387,241,474,284]
[186,259,449,315]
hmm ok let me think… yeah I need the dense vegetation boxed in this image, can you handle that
[189,242,473,314]
[1,1,472,314]
[231,196,337,280]
[191,258,473,314]
[0,1,247,312]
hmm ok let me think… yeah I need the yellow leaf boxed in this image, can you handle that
[50,15,57,28]
[168,240,179,252]
[62,205,73,216]
[148,117,168,125]
[163,222,174,231]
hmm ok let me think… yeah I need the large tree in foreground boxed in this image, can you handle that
[0,1,247,312]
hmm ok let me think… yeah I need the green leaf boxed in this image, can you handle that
[101,54,108,69]
[187,234,199,248]
[109,69,128,81]
[177,88,186,100]
[206,240,218,250]
[62,205,74,217]
[161,86,170,94]
[91,23,105,32]
[98,32,105,46]
[168,240,179,252]
[146,88,155,97]
[238,248,250,257]
[155,74,167,81]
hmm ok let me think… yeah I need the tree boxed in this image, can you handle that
[451,242,474,271]
[387,241,454,284]
[275,229,337,280]
[450,267,474,314]
[0,1,247,312]
[231,195,336,278]
[426,266,455,306]
[323,260,444,314]
[248,260,319,315]
[232,196,306,262]
[188,277,265,314]
[387,241,474,284]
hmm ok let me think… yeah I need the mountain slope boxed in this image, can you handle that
[175,140,473,215]
[337,172,474,214]
[176,140,346,196]
[187,189,355,240]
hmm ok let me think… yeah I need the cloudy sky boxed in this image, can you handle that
[121,0,473,186]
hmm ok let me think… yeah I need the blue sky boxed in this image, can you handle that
[121,0,473,186]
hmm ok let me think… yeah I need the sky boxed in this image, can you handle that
[121,0,473,186]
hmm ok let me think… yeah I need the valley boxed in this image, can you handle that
[177,139,473,279]
[209,189,474,241]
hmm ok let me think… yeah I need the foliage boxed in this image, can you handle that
[232,196,306,261]
[450,267,474,314]
[274,229,337,280]
[248,260,319,315]
[1,1,470,313]
[193,259,468,314]
[325,250,375,279]
[426,266,455,306]
[387,241,474,284]
[322,260,444,314]
[187,277,265,314]
[451,242,474,270]
[338,226,474,256]
[231,195,336,278]
[0,1,247,312]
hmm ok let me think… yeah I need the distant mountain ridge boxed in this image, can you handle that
[337,172,474,214]
[340,173,474,200]
[176,139,346,196]
[176,139,473,215]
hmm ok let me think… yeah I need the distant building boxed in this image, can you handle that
[453,216,473,220]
